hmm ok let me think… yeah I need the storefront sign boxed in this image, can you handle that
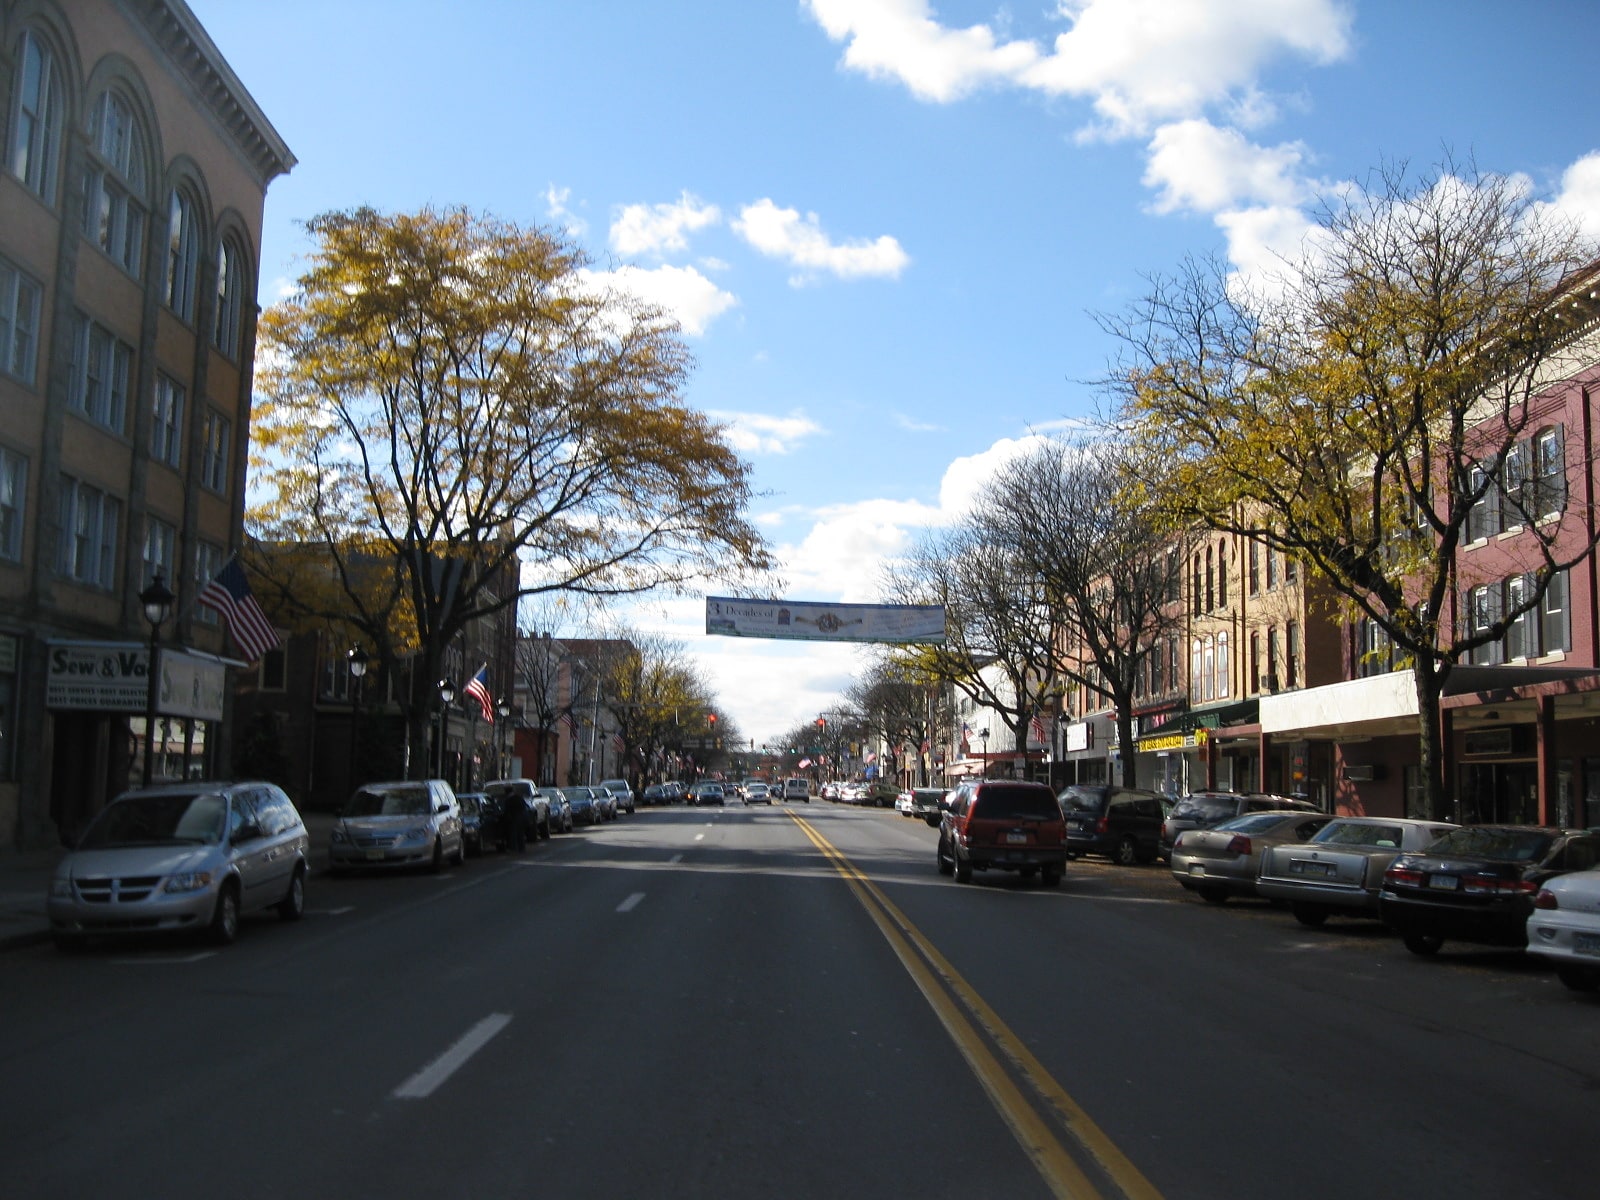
[1137,728,1210,754]
[1065,722,1092,753]
[47,641,226,720]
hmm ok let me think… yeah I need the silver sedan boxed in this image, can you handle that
[1170,810,1332,903]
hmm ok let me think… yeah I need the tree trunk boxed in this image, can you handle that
[1115,702,1138,788]
[1412,661,1451,821]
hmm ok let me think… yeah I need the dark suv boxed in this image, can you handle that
[936,780,1068,886]
[1057,785,1168,865]
[1160,791,1319,860]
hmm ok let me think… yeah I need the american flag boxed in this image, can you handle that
[464,665,494,722]
[197,558,280,664]
[1030,713,1047,745]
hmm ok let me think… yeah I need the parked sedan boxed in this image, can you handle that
[329,780,466,873]
[1160,791,1319,859]
[906,788,947,827]
[483,779,552,844]
[48,781,309,949]
[561,786,601,827]
[456,792,491,855]
[1255,816,1457,926]
[1380,826,1600,956]
[1526,866,1600,991]
[541,788,573,834]
[1169,809,1333,902]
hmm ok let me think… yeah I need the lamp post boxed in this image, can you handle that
[978,727,990,779]
[347,646,368,794]
[138,571,175,787]
[436,678,456,782]
[497,699,512,779]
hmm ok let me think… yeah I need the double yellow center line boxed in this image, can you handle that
[786,811,1163,1200]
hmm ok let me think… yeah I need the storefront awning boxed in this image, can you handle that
[1441,664,1600,696]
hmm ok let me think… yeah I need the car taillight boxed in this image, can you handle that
[1225,835,1252,856]
[1533,888,1559,910]
[1384,864,1424,887]
[1096,816,1110,833]
[1462,874,1538,897]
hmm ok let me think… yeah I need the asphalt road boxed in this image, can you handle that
[1,802,1595,1199]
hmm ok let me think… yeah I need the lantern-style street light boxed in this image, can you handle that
[436,678,457,781]
[347,646,368,793]
[138,571,175,787]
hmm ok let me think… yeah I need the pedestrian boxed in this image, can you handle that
[502,786,527,853]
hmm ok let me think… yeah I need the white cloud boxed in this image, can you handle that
[544,184,588,238]
[893,411,945,433]
[706,410,825,455]
[1214,203,1322,299]
[584,263,738,337]
[937,435,1052,516]
[610,192,722,258]
[733,199,910,283]
[1143,119,1310,214]
[1539,151,1600,243]
[805,0,1353,137]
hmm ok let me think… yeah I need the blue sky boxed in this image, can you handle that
[189,0,1600,746]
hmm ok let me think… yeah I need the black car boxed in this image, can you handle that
[1379,825,1600,956]
[1057,785,1168,865]
[457,792,491,855]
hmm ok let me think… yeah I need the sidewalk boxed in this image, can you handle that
[0,811,338,952]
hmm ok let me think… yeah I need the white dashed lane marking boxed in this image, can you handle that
[393,1013,512,1100]
[617,892,645,913]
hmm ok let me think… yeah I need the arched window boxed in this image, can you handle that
[1217,543,1228,607]
[214,236,245,357]
[1216,632,1229,699]
[166,188,201,320]
[1205,547,1214,611]
[7,29,64,201]
[83,90,150,275]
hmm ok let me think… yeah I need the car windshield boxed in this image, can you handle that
[1426,827,1554,862]
[347,785,430,816]
[560,788,591,800]
[1058,788,1109,813]
[1171,796,1238,822]
[973,785,1059,821]
[1216,812,1295,834]
[78,791,228,847]
[1312,821,1405,848]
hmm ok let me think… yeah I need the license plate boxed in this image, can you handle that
[1290,860,1331,877]
[1188,864,1206,876]
[1005,832,1028,844]
[1428,875,1459,891]
[1574,933,1600,957]
[365,848,385,861]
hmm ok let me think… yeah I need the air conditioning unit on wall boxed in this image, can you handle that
[1342,763,1383,782]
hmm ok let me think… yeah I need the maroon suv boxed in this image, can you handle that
[936,780,1068,886]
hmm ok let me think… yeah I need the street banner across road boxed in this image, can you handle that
[705,597,945,644]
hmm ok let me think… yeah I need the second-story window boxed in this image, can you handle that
[0,447,26,562]
[214,237,244,358]
[1535,426,1566,519]
[1217,632,1229,699]
[1217,545,1228,607]
[1286,622,1300,688]
[1250,631,1261,692]
[151,374,185,468]
[57,476,120,589]
[142,515,175,587]
[0,256,43,384]
[193,541,222,625]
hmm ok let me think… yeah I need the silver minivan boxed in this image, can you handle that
[48,781,310,949]
[329,779,465,872]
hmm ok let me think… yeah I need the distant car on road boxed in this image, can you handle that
[904,788,947,827]
[561,786,601,827]
[598,779,635,814]
[745,783,773,805]
[692,782,726,807]
[782,778,811,803]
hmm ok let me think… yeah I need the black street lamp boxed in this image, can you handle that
[138,571,175,787]
[978,727,990,779]
[347,646,368,794]
[497,699,512,779]
[436,678,456,781]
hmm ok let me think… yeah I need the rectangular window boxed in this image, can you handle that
[1505,574,1534,661]
[0,257,43,383]
[1467,465,1500,542]
[56,476,120,588]
[258,644,287,692]
[1248,542,1260,595]
[1217,632,1229,699]
[214,240,242,358]
[1217,548,1228,607]
[166,191,199,321]
[0,448,26,561]
[1502,441,1530,529]
[1266,626,1280,691]
[1250,631,1261,693]
[201,409,230,492]
[142,516,176,588]
[151,374,185,468]
[193,541,222,626]
[1286,622,1300,689]
[9,31,61,201]
[1542,569,1571,655]
[1265,544,1278,589]
[1191,639,1202,702]
[1535,427,1567,519]
[1467,583,1503,666]
[69,314,132,433]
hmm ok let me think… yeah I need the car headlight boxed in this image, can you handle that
[163,871,213,894]
[50,878,73,898]
[406,824,432,841]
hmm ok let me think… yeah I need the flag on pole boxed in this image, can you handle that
[197,558,280,664]
[1030,713,1047,745]
[464,665,494,722]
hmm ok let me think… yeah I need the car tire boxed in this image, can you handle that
[1556,964,1600,992]
[453,835,467,867]
[1403,932,1444,957]
[954,853,973,884]
[1113,836,1139,866]
[1197,884,1230,905]
[209,883,240,945]
[540,816,552,841]
[1040,864,1062,888]
[277,866,306,921]
[1291,902,1328,927]
[936,835,954,875]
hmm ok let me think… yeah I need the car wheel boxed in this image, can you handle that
[209,883,240,945]
[936,835,954,875]
[1291,903,1328,927]
[431,837,445,873]
[540,817,552,841]
[277,867,306,921]
[1403,932,1444,956]
[1556,964,1600,992]
[1113,836,1139,866]
[954,853,973,884]
[1197,884,1230,905]
[1040,864,1062,888]
[453,835,467,867]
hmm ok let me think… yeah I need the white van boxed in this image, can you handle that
[782,777,811,803]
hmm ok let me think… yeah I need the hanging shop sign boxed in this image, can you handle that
[46,641,226,720]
